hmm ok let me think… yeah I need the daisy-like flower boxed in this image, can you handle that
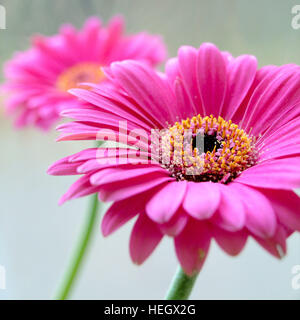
[48,43,300,276]
[1,16,166,130]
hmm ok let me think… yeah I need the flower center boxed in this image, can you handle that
[159,115,258,183]
[57,63,104,92]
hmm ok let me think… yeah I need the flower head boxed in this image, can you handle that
[1,16,166,130]
[48,43,300,275]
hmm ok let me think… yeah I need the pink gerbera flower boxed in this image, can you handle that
[1,16,166,130]
[48,43,300,276]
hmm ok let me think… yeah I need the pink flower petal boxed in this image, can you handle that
[183,181,220,220]
[253,224,288,259]
[197,43,227,116]
[178,46,203,116]
[99,174,173,202]
[130,213,163,265]
[101,192,150,236]
[212,226,248,256]
[257,117,300,161]
[211,184,245,231]
[109,60,177,126]
[175,218,211,275]
[235,157,300,190]
[158,210,188,236]
[173,77,196,120]
[231,64,277,123]
[90,165,165,186]
[232,183,276,238]
[61,104,152,132]
[255,101,300,142]
[58,174,99,205]
[47,155,83,176]
[85,82,163,128]
[99,15,124,63]
[261,189,300,231]
[241,65,300,135]
[222,54,257,119]
[146,181,187,223]
[165,57,179,84]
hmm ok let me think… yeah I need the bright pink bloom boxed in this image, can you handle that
[1,16,166,130]
[48,43,300,275]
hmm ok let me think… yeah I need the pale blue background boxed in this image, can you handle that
[0,0,300,299]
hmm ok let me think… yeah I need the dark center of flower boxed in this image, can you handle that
[192,132,222,154]
[158,114,258,184]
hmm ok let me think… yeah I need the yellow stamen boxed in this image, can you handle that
[160,114,257,183]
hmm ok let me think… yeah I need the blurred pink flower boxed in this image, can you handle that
[1,16,166,130]
[48,43,300,275]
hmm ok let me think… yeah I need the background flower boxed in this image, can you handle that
[48,43,300,276]
[1,15,166,130]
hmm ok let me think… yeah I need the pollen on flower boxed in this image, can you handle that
[56,62,104,92]
[156,114,258,184]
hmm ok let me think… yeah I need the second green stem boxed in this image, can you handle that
[54,193,101,300]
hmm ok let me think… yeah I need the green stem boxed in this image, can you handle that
[165,266,199,300]
[54,193,101,300]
